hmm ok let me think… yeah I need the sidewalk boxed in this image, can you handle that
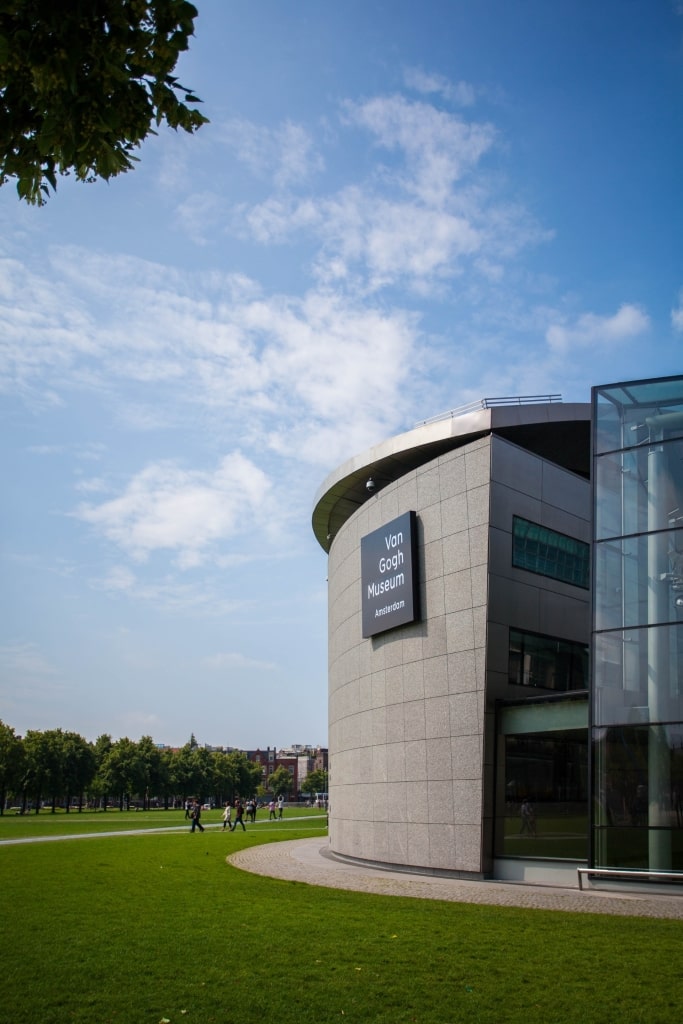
[228,836,683,919]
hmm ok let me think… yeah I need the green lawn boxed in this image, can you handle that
[0,805,324,839]
[0,815,680,1024]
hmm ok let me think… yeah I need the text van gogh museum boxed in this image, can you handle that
[312,374,683,889]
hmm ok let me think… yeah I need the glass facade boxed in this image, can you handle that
[592,375,683,874]
[509,628,588,692]
[512,516,590,589]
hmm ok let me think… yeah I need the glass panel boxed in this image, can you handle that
[594,531,683,631]
[594,377,683,455]
[594,536,639,631]
[592,724,683,870]
[594,389,624,459]
[496,730,588,860]
[593,625,683,726]
[592,828,683,871]
[595,442,683,542]
[512,516,589,589]
[508,629,588,692]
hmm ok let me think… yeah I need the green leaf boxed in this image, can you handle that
[0,0,208,205]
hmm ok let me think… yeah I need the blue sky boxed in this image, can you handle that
[1,0,681,750]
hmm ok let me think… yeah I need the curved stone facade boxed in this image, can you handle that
[318,403,591,878]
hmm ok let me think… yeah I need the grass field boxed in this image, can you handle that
[0,811,680,1024]
[0,805,324,839]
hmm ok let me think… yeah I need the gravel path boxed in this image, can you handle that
[228,837,683,919]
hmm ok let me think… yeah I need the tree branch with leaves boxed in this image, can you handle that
[0,0,208,204]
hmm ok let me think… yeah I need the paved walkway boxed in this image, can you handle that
[228,836,683,919]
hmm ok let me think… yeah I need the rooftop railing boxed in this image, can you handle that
[416,394,563,428]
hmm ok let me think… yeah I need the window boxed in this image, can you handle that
[512,515,589,589]
[509,628,588,692]
[593,724,683,870]
[497,730,588,860]
[496,699,589,861]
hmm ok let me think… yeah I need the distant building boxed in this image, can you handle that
[247,745,328,795]
[247,746,278,790]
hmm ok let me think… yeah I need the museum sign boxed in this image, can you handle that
[360,511,420,637]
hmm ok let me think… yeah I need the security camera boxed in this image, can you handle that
[675,596,683,609]
[366,477,375,493]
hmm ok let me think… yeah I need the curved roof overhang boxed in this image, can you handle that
[312,402,590,552]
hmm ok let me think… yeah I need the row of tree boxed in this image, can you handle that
[0,721,314,814]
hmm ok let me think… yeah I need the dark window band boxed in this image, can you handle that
[512,515,589,589]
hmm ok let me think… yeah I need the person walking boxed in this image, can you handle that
[222,802,232,831]
[519,798,536,836]
[268,799,277,820]
[190,800,205,833]
[231,798,246,832]
[277,795,284,819]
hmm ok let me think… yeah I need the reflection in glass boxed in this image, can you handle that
[497,730,588,860]
[594,378,683,456]
[508,629,588,691]
[512,516,589,589]
[593,724,683,870]
[595,441,683,542]
[594,625,683,726]
[594,530,683,631]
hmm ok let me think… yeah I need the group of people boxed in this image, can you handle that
[221,799,247,831]
[186,795,286,833]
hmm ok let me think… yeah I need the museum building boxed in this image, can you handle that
[312,375,683,886]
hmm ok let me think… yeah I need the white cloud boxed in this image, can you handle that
[274,121,325,189]
[546,303,650,353]
[403,67,476,107]
[672,290,683,331]
[176,191,229,245]
[342,94,495,206]
[99,566,137,591]
[231,289,421,464]
[27,444,65,455]
[243,196,321,243]
[75,453,272,567]
[28,442,105,462]
[0,255,97,403]
[74,476,109,494]
[218,118,324,189]
[243,181,540,297]
[0,83,582,550]
[231,95,544,296]
[3,238,425,468]
[354,199,481,287]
